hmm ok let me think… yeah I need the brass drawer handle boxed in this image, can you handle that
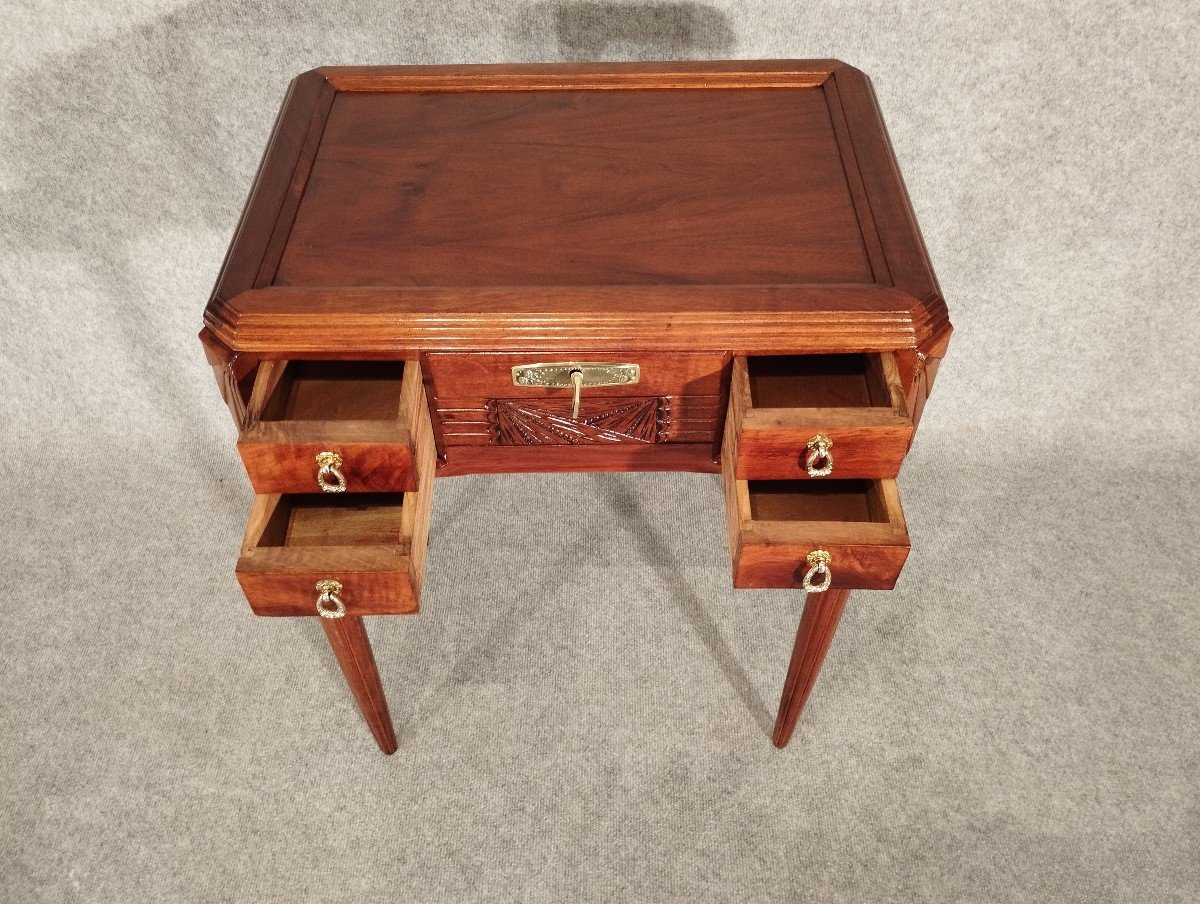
[801,550,832,593]
[315,451,347,493]
[315,579,346,618]
[805,434,834,477]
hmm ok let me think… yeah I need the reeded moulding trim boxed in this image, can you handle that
[316,60,843,93]
[204,285,949,357]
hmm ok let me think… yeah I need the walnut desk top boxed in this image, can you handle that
[201,61,952,752]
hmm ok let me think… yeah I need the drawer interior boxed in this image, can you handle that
[253,494,408,548]
[746,354,893,409]
[259,361,407,422]
[746,479,891,523]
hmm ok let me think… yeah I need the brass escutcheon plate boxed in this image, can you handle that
[511,362,641,388]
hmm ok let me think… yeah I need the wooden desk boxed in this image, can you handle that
[201,61,952,752]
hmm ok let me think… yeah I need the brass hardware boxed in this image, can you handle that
[315,579,346,618]
[512,362,641,420]
[315,451,346,493]
[801,550,832,593]
[805,434,834,477]
[570,369,584,419]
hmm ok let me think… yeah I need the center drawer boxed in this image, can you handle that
[730,353,913,479]
[424,351,726,447]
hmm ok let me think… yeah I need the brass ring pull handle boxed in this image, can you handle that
[315,580,346,618]
[801,550,832,593]
[315,451,347,493]
[805,434,834,477]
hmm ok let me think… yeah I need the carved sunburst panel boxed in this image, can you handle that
[490,397,666,445]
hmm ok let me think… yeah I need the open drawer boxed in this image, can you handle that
[236,386,436,617]
[729,353,912,480]
[237,360,423,494]
[235,494,421,615]
[722,474,910,590]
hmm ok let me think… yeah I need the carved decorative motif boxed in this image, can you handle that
[491,397,663,445]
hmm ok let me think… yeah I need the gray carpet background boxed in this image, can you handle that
[2,2,1198,902]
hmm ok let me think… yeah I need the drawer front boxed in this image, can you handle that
[236,379,437,617]
[731,520,911,590]
[428,351,725,399]
[731,354,913,480]
[722,408,909,590]
[237,548,419,616]
[237,360,422,494]
[238,426,415,494]
[426,351,726,447]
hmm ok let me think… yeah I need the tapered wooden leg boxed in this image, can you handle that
[772,589,852,748]
[320,616,397,754]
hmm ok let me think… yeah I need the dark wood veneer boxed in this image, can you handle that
[276,88,872,288]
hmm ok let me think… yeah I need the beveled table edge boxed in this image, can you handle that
[204,285,950,358]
